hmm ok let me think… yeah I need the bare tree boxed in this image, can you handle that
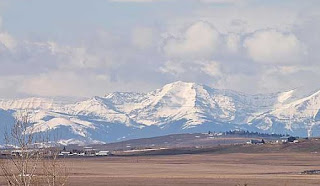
[41,135,69,186]
[0,111,68,186]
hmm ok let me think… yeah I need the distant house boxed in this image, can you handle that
[84,147,97,156]
[281,136,297,143]
[59,151,71,156]
[96,151,110,156]
[1,150,11,156]
[247,139,265,144]
[11,149,35,157]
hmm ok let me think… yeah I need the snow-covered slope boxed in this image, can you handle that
[250,90,320,137]
[0,81,319,145]
[64,96,133,126]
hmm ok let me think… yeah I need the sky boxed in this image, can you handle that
[0,0,319,98]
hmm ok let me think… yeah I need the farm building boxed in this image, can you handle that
[247,139,265,144]
[84,147,97,156]
[96,151,110,156]
[281,136,297,143]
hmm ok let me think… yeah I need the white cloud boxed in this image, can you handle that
[19,71,111,97]
[109,0,162,2]
[58,46,104,69]
[215,73,260,93]
[200,0,249,4]
[159,59,223,82]
[277,66,301,75]
[132,27,154,49]
[160,60,186,75]
[0,26,165,97]
[0,32,17,50]
[111,0,246,3]
[163,21,221,60]
[192,5,299,34]
[243,30,305,64]
[0,75,24,98]
[18,68,163,97]
[257,65,320,94]
[0,0,320,98]
[225,33,240,53]
[200,61,222,77]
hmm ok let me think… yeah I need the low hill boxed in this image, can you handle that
[65,131,282,152]
[110,137,320,156]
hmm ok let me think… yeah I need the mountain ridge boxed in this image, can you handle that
[0,81,319,145]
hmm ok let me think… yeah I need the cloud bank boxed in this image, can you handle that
[0,0,319,98]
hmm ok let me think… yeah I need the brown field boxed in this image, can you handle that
[2,138,320,185]
[2,152,318,186]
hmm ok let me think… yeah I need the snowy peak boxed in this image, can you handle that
[104,92,147,105]
[161,81,196,90]
[148,81,197,108]
[249,88,320,137]
[277,89,295,104]
[128,82,242,127]
[271,89,320,119]
[65,96,132,125]
[122,81,197,126]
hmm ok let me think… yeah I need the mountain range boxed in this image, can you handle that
[0,81,319,145]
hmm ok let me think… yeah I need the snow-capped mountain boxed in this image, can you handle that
[250,90,320,137]
[0,81,319,145]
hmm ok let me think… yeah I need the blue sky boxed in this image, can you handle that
[0,0,319,98]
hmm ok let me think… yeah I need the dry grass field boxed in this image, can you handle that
[2,138,320,185]
[9,152,317,186]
